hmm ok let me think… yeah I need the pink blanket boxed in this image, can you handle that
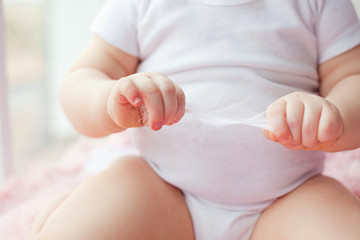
[1,134,359,239]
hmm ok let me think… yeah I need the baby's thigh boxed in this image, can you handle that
[32,156,194,240]
[251,175,360,240]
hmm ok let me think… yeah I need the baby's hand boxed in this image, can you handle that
[107,72,185,131]
[263,92,344,151]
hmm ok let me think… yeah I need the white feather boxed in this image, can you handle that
[185,109,272,131]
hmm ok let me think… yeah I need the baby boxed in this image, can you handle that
[30,0,360,239]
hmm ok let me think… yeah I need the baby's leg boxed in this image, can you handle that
[29,190,72,238]
[31,156,194,240]
[251,175,360,240]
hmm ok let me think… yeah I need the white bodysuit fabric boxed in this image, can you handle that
[91,0,360,239]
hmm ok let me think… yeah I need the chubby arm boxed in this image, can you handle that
[264,45,360,152]
[319,45,360,151]
[61,35,185,137]
[60,35,138,137]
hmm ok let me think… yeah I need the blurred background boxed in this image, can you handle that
[4,0,104,174]
[2,0,360,175]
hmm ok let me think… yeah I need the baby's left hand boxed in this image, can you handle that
[263,92,344,151]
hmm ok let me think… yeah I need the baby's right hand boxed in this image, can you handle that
[107,72,186,131]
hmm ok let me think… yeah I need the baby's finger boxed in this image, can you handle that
[134,76,164,131]
[266,99,292,143]
[262,130,278,142]
[282,142,306,151]
[170,86,186,125]
[284,96,304,145]
[301,100,321,147]
[153,75,178,125]
[117,76,142,106]
[318,102,343,143]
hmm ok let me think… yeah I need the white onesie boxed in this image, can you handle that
[91,0,360,239]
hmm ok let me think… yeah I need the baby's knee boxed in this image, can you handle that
[251,175,360,240]
[28,156,190,240]
[105,155,150,175]
[101,155,160,186]
[114,155,150,170]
